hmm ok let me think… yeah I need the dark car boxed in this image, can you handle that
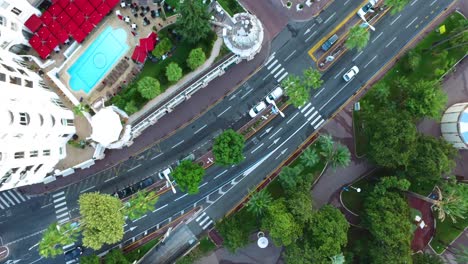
[321,34,339,51]
[64,246,83,261]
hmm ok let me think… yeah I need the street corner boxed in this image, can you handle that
[0,246,9,261]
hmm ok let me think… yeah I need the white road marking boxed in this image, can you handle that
[307,111,319,121]
[284,50,296,61]
[390,14,401,25]
[266,59,278,70]
[251,143,264,154]
[53,196,65,203]
[2,193,14,205]
[334,68,346,79]
[54,201,66,208]
[430,0,438,6]
[52,191,65,198]
[199,215,210,225]
[411,0,418,6]
[151,153,163,160]
[214,169,228,179]
[196,212,206,222]
[300,102,312,113]
[305,31,317,42]
[15,191,28,202]
[406,17,418,29]
[194,124,207,134]
[240,89,253,99]
[80,185,96,193]
[269,127,283,139]
[7,191,21,203]
[274,68,285,79]
[0,196,10,207]
[385,36,397,48]
[217,106,232,117]
[314,87,326,98]
[352,51,363,61]
[278,72,289,82]
[153,204,168,213]
[104,176,117,183]
[324,12,336,24]
[364,55,378,68]
[320,80,353,111]
[304,107,315,118]
[171,140,185,149]
[270,64,282,74]
[266,53,275,64]
[314,119,325,129]
[286,111,300,124]
[132,214,147,222]
[371,32,383,43]
[310,115,322,127]
[127,164,142,172]
[174,194,188,202]
[344,0,351,5]
[56,207,68,213]
[202,220,213,230]
[262,72,271,81]
[56,212,69,219]
[200,182,208,188]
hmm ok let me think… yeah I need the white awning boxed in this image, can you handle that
[90,107,122,147]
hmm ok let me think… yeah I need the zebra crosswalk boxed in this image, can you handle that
[265,54,289,83]
[52,191,70,225]
[195,212,214,231]
[300,102,325,129]
[0,189,30,209]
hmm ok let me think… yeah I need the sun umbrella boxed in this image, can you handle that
[29,35,42,49]
[89,0,102,8]
[74,11,85,26]
[89,11,103,26]
[74,0,88,7]
[25,14,42,33]
[56,29,69,44]
[36,42,52,59]
[65,3,79,17]
[48,4,62,17]
[58,12,71,24]
[46,35,59,50]
[131,46,147,64]
[82,1,95,16]
[41,11,53,25]
[81,21,95,35]
[90,108,123,146]
[97,2,111,15]
[48,21,62,35]
[107,0,120,9]
[37,26,51,40]
[56,0,69,9]
[71,29,86,43]
[65,20,78,33]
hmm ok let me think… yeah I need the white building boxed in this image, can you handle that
[441,102,468,150]
[0,49,75,191]
[0,0,40,53]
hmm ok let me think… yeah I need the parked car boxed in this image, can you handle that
[249,101,267,118]
[265,87,284,105]
[112,177,155,199]
[159,167,172,180]
[64,246,83,261]
[357,0,377,18]
[321,34,339,51]
[343,66,360,82]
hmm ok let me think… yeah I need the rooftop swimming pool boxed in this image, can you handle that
[68,26,129,94]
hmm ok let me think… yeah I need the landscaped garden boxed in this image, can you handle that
[431,217,468,254]
[217,0,245,16]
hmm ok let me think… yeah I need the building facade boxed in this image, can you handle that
[0,49,75,191]
[441,102,468,150]
[0,0,40,53]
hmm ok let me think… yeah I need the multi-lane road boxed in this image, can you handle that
[0,0,457,263]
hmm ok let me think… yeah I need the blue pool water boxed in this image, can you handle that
[68,27,129,93]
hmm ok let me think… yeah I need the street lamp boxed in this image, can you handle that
[350,186,361,193]
[271,101,285,118]
[163,174,177,194]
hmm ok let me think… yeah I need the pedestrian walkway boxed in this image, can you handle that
[195,212,214,231]
[0,190,30,210]
[52,191,70,225]
[299,102,325,129]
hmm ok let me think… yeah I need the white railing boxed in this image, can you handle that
[131,54,240,139]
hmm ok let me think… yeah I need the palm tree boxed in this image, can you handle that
[432,183,467,223]
[386,0,410,15]
[302,67,323,90]
[317,134,351,177]
[345,25,370,51]
[246,190,273,217]
[124,190,158,221]
[300,148,320,168]
[330,253,345,264]
[72,103,88,116]
[39,222,80,258]
[281,75,309,107]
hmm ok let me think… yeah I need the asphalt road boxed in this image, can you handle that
[0,0,457,263]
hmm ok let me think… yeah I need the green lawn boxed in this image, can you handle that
[352,110,368,157]
[340,178,370,216]
[216,0,245,16]
[430,217,468,254]
[125,237,160,262]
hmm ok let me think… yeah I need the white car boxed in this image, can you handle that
[357,0,377,18]
[249,101,267,118]
[343,66,359,82]
[265,87,284,105]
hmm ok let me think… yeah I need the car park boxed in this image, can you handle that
[249,101,267,118]
[343,66,359,82]
[265,87,284,105]
[64,246,83,261]
[321,34,339,51]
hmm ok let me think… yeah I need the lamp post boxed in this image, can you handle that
[164,174,177,194]
[271,101,285,117]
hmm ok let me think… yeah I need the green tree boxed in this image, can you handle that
[81,254,100,264]
[300,147,320,168]
[262,199,302,246]
[39,222,80,258]
[412,253,444,264]
[386,0,410,15]
[306,205,349,262]
[284,242,314,264]
[124,190,158,220]
[152,37,172,58]
[364,110,417,168]
[79,192,125,250]
[281,75,309,107]
[246,189,273,217]
[407,49,422,71]
[166,62,183,83]
[317,134,351,177]
[72,103,88,116]
[278,165,304,192]
[176,0,211,43]
[403,135,457,194]
[124,100,138,115]
[433,181,468,223]
[345,25,370,51]
[172,160,205,194]
[105,248,129,264]
[404,79,447,120]
[302,67,323,89]
[217,213,255,253]
[213,129,245,166]
[137,76,161,100]
[285,191,314,225]
[187,48,206,70]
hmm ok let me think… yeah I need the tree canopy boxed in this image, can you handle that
[434,180,468,223]
[124,190,158,220]
[79,192,125,250]
[172,160,205,194]
[39,222,80,258]
[345,25,370,51]
[386,0,410,15]
[152,37,172,58]
[81,255,100,264]
[176,0,211,43]
[278,165,313,194]
[246,189,273,217]
[300,147,320,168]
[261,199,302,246]
[137,76,161,100]
[187,48,206,70]
[303,67,323,90]
[281,75,309,107]
[217,212,256,253]
[166,62,183,83]
[213,129,245,166]
[105,248,130,264]
[285,191,314,225]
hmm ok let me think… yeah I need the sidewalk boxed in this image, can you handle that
[280,0,334,22]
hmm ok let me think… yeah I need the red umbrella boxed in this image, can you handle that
[65,20,78,33]
[46,35,59,50]
[131,46,147,63]
[65,3,79,17]
[37,26,51,40]
[89,11,103,26]
[36,42,52,59]
[74,0,88,7]
[81,21,95,35]
[48,21,62,34]
[48,4,62,17]
[58,12,71,24]
[56,0,69,9]
[89,0,102,8]
[25,14,42,33]
[97,2,111,15]
[41,11,53,25]
[82,1,95,15]
[71,29,86,43]
[29,35,42,49]
[139,38,152,52]
[56,29,69,44]
[107,0,120,9]
[74,11,85,26]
